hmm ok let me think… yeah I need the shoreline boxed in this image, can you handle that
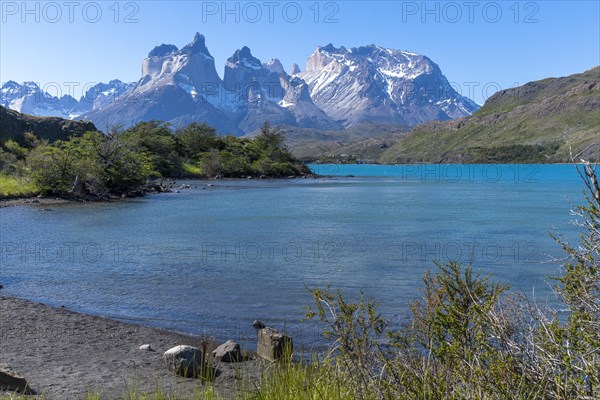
[0,294,265,399]
[2,163,585,208]
[0,175,318,209]
[0,196,111,209]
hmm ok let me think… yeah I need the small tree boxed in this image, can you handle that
[175,122,218,157]
[200,148,223,178]
[304,286,388,399]
[27,134,99,194]
[95,134,154,195]
[120,121,181,177]
[254,122,291,163]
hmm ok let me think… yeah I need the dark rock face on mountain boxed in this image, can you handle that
[279,74,340,130]
[0,105,97,144]
[222,46,296,132]
[224,47,269,90]
[148,44,179,58]
[5,33,479,134]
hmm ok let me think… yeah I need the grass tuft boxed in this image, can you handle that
[0,173,39,197]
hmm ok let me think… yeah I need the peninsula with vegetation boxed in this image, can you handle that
[0,106,311,200]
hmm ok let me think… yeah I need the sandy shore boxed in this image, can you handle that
[0,295,265,399]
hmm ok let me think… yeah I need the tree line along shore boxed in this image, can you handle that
[0,121,312,201]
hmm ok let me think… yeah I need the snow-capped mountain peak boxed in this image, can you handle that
[300,43,478,127]
[225,47,263,73]
[0,80,136,120]
[6,33,479,134]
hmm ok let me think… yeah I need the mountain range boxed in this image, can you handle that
[0,80,134,121]
[2,67,597,165]
[1,33,478,135]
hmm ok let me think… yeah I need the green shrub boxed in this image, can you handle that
[0,173,38,197]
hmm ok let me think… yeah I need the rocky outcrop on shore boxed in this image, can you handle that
[212,340,242,363]
[163,345,203,378]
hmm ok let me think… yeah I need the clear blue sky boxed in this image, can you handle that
[1,1,598,104]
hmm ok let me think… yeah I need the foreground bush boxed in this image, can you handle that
[26,131,153,197]
[304,160,599,399]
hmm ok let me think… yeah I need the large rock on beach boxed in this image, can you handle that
[257,327,293,361]
[0,364,29,392]
[162,345,203,377]
[212,340,241,363]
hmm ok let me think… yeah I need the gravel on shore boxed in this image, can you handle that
[0,197,74,208]
[0,295,266,399]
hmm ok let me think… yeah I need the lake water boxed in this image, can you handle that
[0,164,587,348]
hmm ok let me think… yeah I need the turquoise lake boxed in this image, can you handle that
[0,164,587,348]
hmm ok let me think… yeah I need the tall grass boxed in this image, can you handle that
[251,359,357,400]
[181,162,202,177]
[0,358,356,400]
[0,173,38,197]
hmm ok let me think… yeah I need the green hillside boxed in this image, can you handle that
[0,105,98,144]
[380,67,600,163]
